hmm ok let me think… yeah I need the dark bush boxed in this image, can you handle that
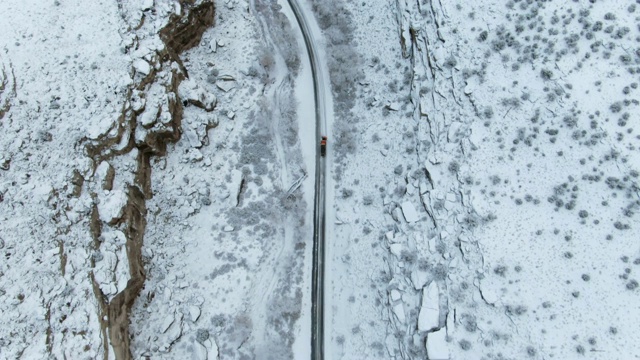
[610,102,622,113]
[459,339,472,351]
[475,31,488,44]
[540,68,553,80]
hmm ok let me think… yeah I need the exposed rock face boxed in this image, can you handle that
[160,2,215,58]
[83,1,216,359]
[107,185,147,359]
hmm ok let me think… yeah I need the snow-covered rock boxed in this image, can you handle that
[141,0,154,11]
[410,269,429,290]
[178,79,216,111]
[183,126,201,148]
[87,116,116,140]
[389,243,403,257]
[390,289,401,302]
[98,189,128,224]
[230,169,243,205]
[418,282,440,332]
[426,328,449,359]
[133,59,151,75]
[192,342,208,360]
[477,279,499,305]
[385,334,399,357]
[385,231,395,242]
[139,103,159,127]
[94,161,115,190]
[390,206,402,222]
[386,102,400,111]
[392,302,406,324]
[216,80,236,92]
[189,306,201,322]
[163,316,183,350]
[161,313,175,333]
[418,180,430,195]
[428,236,438,254]
[208,338,219,359]
[401,201,419,222]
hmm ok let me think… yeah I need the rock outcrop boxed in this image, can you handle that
[83,1,216,359]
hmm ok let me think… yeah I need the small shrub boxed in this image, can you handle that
[526,346,537,356]
[400,250,416,265]
[620,54,632,64]
[494,265,507,277]
[196,329,210,343]
[492,40,506,52]
[444,56,457,68]
[448,161,460,174]
[506,304,528,315]
[610,102,623,113]
[341,188,353,198]
[459,339,472,351]
[614,221,630,230]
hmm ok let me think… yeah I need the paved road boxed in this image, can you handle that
[286,1,327,359]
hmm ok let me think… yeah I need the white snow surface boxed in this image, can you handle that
[2,0,640,359]
[1,0,311,358]
[320,0,640,359]
[0,0,132,357]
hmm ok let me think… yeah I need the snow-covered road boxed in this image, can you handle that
[286,0,329,357]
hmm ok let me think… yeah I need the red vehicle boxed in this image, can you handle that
[320,136,327,157]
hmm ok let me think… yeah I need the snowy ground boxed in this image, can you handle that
[319,0,640,359]
[1,0,312,358]
[0,0,132,357]
[1,0,639,359]
[128,0,312,358]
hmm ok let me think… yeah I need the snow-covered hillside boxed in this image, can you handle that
[1,0,311,358]
[319,0,640,359]
[1,0,639,359]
